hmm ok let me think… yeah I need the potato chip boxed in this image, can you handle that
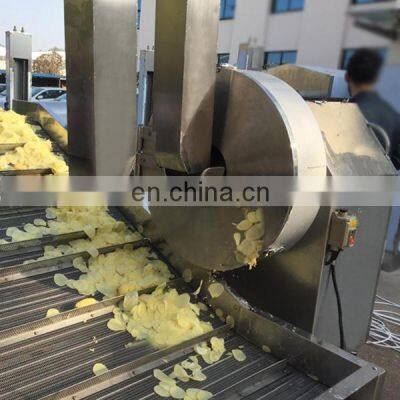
[170,385,186,399]
[186,389,213,400]
[54,273,68,287]
[46,308,60,318]
[92,363,108,376]
[236,219,253,231]
[245,223,264,241]
[208,283,224,299]
[210,337,225,353]
[233,232,242,247]
[262,345,271,353]
[34,219,47,227]
[107,318,126,332]
[75,298,98,309]
[154,369,176,385]
[174,364,190,382]
[232,349,246,362]
[154,384,170,398]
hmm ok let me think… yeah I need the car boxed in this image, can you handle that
[0,87,66,110]
[0,84,6,95]
[31,87,66,102]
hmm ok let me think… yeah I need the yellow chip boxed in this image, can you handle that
[92,363,108,376]
[262,345,272,353]
[46,308,60,318]
[75,298,98,309]
[236,219,253,231]
[54,273,68,287]
[232,349,246,362]
[208,283,224,299]
[154,384,170,398]
[245,223,264,241]
[233,232,242,247]
[170,385,186,399]
[107,318,126,332]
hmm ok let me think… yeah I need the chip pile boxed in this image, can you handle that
[0,109,69,175]
[2,207,141,257]
[55,247,173,299]
[112,285,213,348]
[234,208,265,267]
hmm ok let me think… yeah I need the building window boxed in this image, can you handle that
[352,0,393,4]
[137,0,142,29]
[264,51,297,68]
[220,0,236,20]
[341,48,388,69]
[272,0,305,13]
[218,53,230,65]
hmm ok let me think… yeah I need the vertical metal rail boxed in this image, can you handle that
[64,0,138,175]
[153,0,220,174]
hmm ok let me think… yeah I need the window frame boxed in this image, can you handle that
[220,0,236,20]
[352,0,394,5]
[264,50,298,69]
[217,53,230,65]
[340,47,388,69]
[271,0,305,14]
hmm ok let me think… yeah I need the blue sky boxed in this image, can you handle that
[0,0,65,50]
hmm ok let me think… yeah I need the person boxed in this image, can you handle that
[346,48,400,169]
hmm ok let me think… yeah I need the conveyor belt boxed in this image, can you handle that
[0,207,352,400]
[81,334,327,400]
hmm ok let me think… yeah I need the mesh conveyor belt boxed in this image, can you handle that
[0,247,44,268]
[0,315,147,400]
[0,209,48,267]
[82,333,327,400]
[0,268,84,331]
[0,207,329,399]
[0,208,47,231]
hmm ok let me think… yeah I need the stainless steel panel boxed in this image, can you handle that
[314,206,392,352]
[64,0,137,175]
[6,30,32,109]
[153,0,220,173]
[308,102,396,176]
[268,65,349,100]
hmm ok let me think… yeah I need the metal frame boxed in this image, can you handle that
[137,50,154,127]
[5,29,32,110]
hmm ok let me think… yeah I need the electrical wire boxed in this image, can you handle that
[368,295,400,353]
[330,264,346,350]
[325,249,346,350]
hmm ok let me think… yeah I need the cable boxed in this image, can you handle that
[325,250,346,350]
[368,295,400,353]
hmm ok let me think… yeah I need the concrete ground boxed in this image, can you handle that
[359,269,400,400]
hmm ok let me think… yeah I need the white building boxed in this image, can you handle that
[138,0,395,69]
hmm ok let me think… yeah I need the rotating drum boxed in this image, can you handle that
[151,67,327,271]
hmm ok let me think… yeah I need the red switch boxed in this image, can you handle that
[348,235,356,247]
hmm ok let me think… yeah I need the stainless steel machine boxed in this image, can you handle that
[0,1,395,399]
[5,28,32,110]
